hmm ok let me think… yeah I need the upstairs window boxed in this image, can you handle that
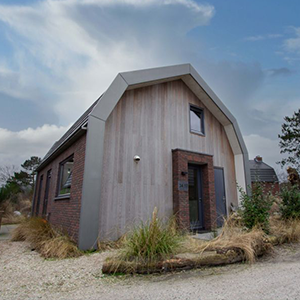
[190,105,205,135]
[58,155,74,196]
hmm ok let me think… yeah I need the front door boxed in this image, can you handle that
[188,165,204,231]
[214,167,227,227]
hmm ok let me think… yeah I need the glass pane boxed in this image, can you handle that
[59,157,74,195]
[188,168,199,227]
[190,109,202,133]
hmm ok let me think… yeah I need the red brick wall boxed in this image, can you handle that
[32,133,86,242]
[251,181,280,196]
[172,149,217,231]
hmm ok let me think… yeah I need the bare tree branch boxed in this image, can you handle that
[0,165,18,185]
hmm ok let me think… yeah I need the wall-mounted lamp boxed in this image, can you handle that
[181,171,188,176]
[133,155,141,163]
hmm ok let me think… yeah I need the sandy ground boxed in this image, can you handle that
[1,240,300,300]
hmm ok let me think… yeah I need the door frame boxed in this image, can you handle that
[172,148,217,231]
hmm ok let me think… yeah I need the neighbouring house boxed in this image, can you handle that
[249,156,279,195]
[32,64,251,250]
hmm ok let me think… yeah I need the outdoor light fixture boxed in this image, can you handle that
[181,171,188,176]
[133,155,141,162]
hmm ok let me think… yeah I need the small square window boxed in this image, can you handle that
[190,105,205,135]
[58,156,74,195]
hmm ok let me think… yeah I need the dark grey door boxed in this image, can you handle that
[214,167,227,227]
[188,165,204,231]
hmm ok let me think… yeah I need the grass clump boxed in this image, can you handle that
[269,217,300,244]
[120,208,182,263]
[11,217,81,259]
[185,217,272,263]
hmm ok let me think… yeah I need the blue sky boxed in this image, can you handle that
[0,0,299,172]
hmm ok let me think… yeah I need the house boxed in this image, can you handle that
[32,64,251,250]
[249,156,279,195]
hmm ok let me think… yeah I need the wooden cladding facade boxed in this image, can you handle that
[99,79,237,239]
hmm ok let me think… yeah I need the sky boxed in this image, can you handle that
[0,0,299,174]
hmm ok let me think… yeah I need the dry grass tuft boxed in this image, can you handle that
[2,214,25,225]
[11,217,81,259]
[269,217,300,244]
[97,236,125,252]
[119,207,182,263]
[184,217,272,263]
[102,214,300,274]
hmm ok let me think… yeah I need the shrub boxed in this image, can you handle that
[239,183,273,232]
[280,186,300,219]
[11,217,81,259]
[120,208,182,262]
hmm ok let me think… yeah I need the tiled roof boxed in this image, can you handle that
[249,160,278,182]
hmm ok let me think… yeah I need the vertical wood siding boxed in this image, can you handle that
[99,80,237,239]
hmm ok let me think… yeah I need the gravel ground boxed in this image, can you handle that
[1,240,300,300]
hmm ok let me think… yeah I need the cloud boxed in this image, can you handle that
[0,0,294,171]
[0,0,215,127]
[284,27,300,54]
[0,124,70,167]
[0,0,216,166]
[244,33,283,42]
[266,67,295,77]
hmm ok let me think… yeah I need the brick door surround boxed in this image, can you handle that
[172,149,217,231]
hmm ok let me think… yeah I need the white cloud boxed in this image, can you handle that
[0,0,216,166]
[65,0,215,16]
[244,33,282,42]
[0,124,70,166]
[0,0,215,125]
[284,27,300,54]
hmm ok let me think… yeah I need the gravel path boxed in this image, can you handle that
[1,240,300,300]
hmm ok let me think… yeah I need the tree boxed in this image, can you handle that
[0,156,41,205]
[0,165,17,186]
[21,156,41,189]
[278,109,300,172]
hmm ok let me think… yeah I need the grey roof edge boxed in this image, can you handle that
[120,63,190,85]
[188,64,237,125]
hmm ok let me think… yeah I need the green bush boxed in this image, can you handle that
[239,183,273,232]
[121,208,182,262]
[280,186,300,219]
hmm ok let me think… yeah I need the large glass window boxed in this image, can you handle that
[58,156,74,195]
[190,105,205,135]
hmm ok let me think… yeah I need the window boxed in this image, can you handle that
[58,156,74,196]
[190,105,205,135]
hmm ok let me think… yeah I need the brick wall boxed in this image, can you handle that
[32,133,86,242]
[251,181,280,196]
[172,149,217,231]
